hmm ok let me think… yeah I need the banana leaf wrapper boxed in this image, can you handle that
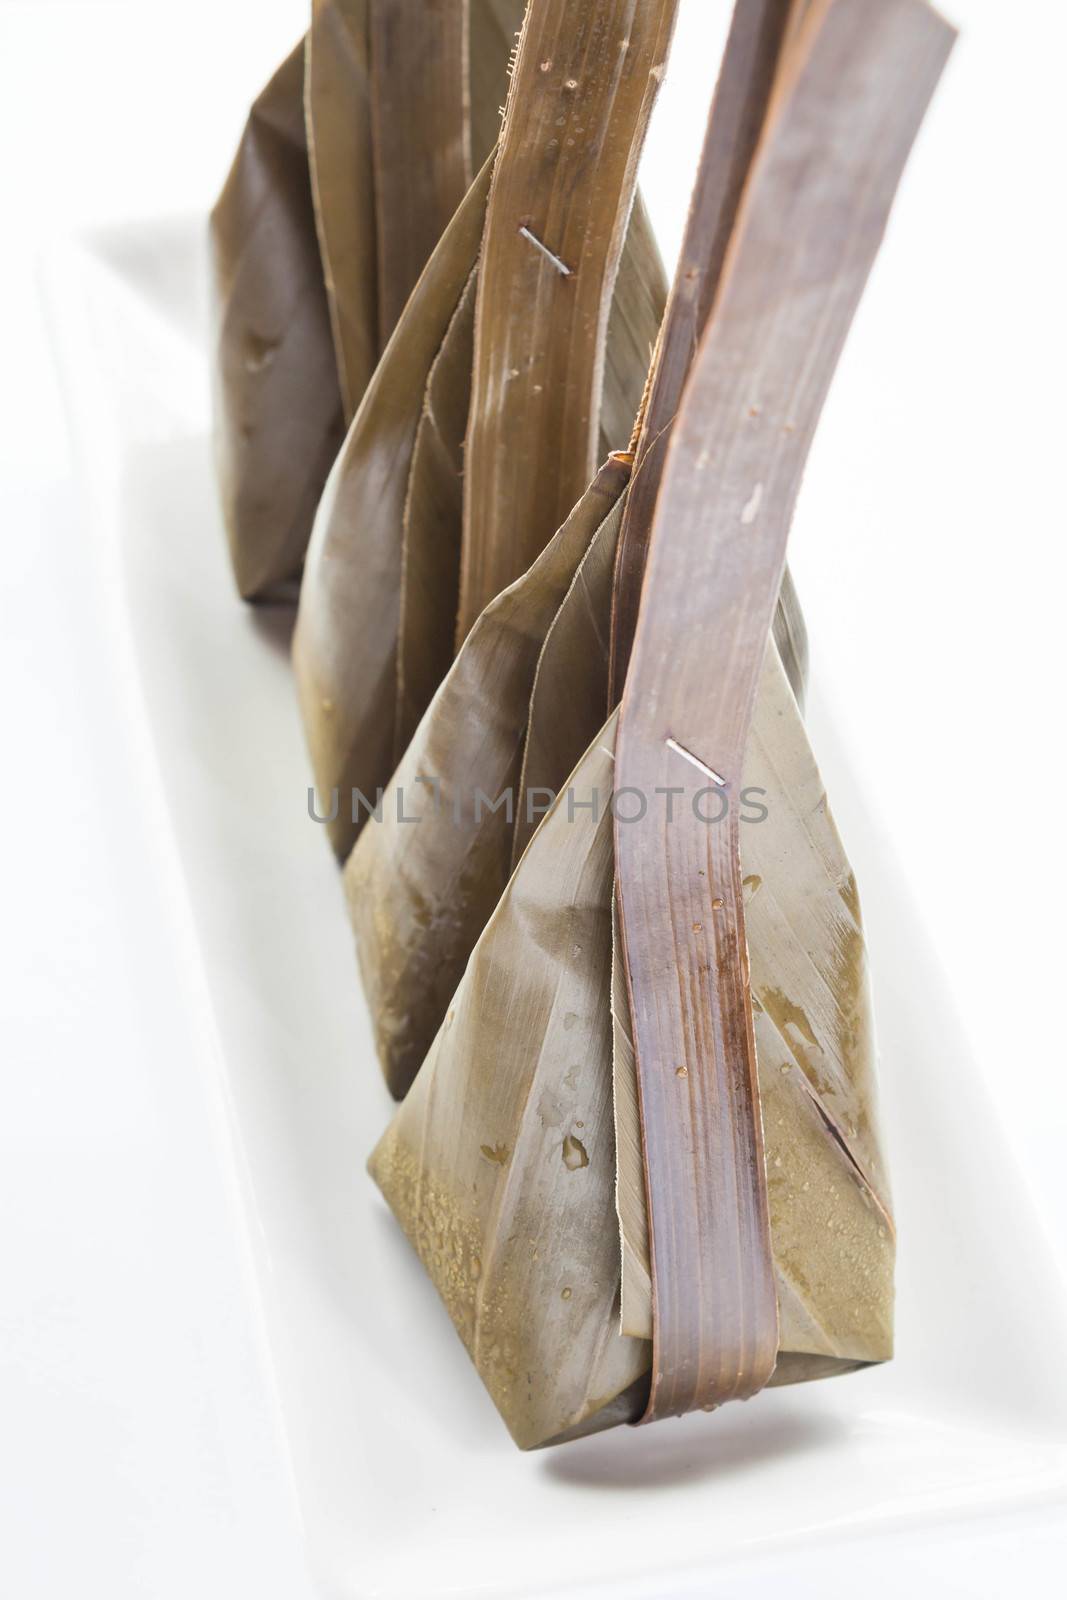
[399,191,664,760]
[393,189,663,768]
[369,684,892,1449]
[211,2,520,599]
[612,648,894,1348]
[456,0,679,638]
[365,0,952,1445]
[610,0,951,1418]
[607,0,796,693]
[367,0,471,343]
[304,0,376,423]
[343,460,804,1102]
[294,157,497,863]
[512,503,809,868]
[344,456,632,1098]
[293,166,666,862]
[307,0,523,417]
[210,40,345,602]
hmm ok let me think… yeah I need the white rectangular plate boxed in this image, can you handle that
[42,215,1067,1600]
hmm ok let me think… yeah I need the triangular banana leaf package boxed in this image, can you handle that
[363,0,953,1445]
[209,0,523,599]
[369,683,889,1447]
[293,0,676,860]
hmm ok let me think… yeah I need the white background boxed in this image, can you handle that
[1,1,1066,1595]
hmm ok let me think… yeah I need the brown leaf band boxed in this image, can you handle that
[615,0,954,1421]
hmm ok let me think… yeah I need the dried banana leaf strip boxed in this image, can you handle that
[614,644,894,1358]
[598,194,667,455]
[345,458,630,1099]
[306,0,378,423]
[369,724,651,1450]
[307,0,521,424]
[608,0,795,697]
[610,891,651,1340]
[210,40,344,601]
[456,0,678,638]
[369,0,472,345]
[614,0,953,1421]
[393,205,664,763]
[511,498,622,868]
[395,198,666,761]
[773,567,809,712]
[294,156,495,862]
[394,268,479,760]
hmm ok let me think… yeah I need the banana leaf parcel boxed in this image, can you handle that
[361,0,953,1444]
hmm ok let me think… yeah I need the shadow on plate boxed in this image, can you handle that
[543,1405,844,1492]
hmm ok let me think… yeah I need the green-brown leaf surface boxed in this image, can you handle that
[306,0,377,422]
[210,40,345,600]
[346,459,630,1098]
[293,159,495,862]
[371,695,892,1448]
[294,171,665,862]
[456,0,679,638]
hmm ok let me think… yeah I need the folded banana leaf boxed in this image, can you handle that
[360,269,884,1447]
[344,440,806,1103]
[367,0,953,1445]
[304,0,376,424]
[611,0,952,1420]
[607,0,807,700]
[394,267,479,756]
[211,2,520,599]
[345,456,631,1097]
[511,486,810,871]
[294,0,671,861]
[368,685,890,1448]
[294,157,497,862]
[369,721,644,1449]
[456,0,679,638]
[367,0,471,342]
[510,488,628,868]
[210,40,344,601]
[613,648,893,1348]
